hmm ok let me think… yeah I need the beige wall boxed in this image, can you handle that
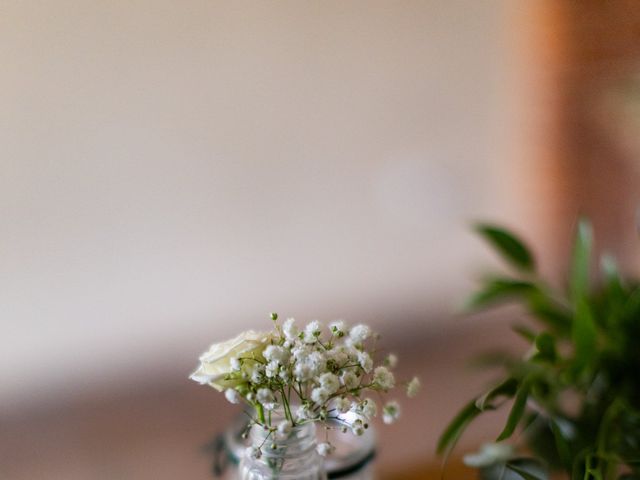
[1,1,530,410]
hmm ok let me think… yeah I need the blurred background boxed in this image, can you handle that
[3,1,640,478]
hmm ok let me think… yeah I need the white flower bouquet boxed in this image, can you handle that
[190,313,419,459]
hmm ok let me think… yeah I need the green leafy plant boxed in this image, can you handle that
[438,220,640,480]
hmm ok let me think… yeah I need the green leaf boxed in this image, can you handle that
[512,324,537,342]
[465,278,537,310]
[601,254,624,290]
[569,219,592,304]
[506,463,547,480]
[550,417,572,470]
[475,378,519,411]
[470,350,519,369]
[524,416,566,470]
[622,286,640,319]
[572,299,597,373]
[437,399,481,456]
[497,382,530,441]
[526,292,572,335]
[479,459,548,480]
[475,224,535,272]
[534,332,557,363]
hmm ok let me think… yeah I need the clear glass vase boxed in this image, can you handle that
[239,421,327,480]
[211,412,375,480]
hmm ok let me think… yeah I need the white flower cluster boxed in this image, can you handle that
[191,313,420,458]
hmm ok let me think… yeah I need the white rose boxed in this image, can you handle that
[189,330,272,391]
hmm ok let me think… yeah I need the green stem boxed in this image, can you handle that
[280,387,294,424]
[596,399,622,480]
[256,402,266,424]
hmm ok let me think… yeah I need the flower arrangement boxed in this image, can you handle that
[439,221,640,480]
[191,313,419,460]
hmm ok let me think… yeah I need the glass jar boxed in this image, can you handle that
[238,421,326,480]
[211,413,376,479]
[207,415,376,480]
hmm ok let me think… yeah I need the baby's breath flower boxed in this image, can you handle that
[307,351,327,375]
[311,387,330,406]
[351,418,366,436]
[292,344,312,362]
[295,404,313,421]
[294,363,313,382]
[373,366,395,390]
[332,397,351,414]
[329,320,347,337]
[384,354,398,368]
[250,364,265,384]
[357,398,377,419]
[407,376,421,398]
[340,370,360,390]
[327,346,349,366]
[278,368,290,382]
[257,388,276,406]
[349,324,371,346]
[382,401,401,424]
[319,372,340,395]
[303,320,323,343]
[265,360,280,378]
[357,351,373,373]
[316,442,334,456]
[318,407,328,421]
[264,401,278,411]
[283,318,298,341]
[192,315,418,441]
[224,388,241,404]
[264,345,289,365]
[276,420,292,437]
[230,357,242,371]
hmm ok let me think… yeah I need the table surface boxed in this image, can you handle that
[382,459,476,479]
